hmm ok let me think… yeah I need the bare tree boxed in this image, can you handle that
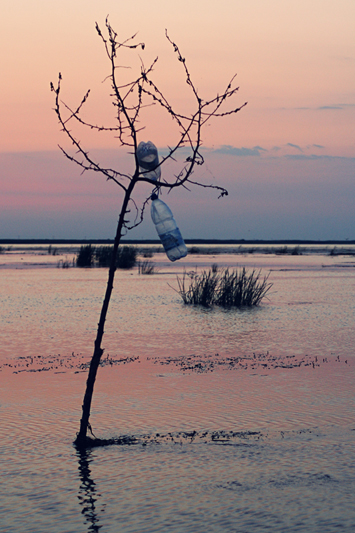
[51,18,246,448]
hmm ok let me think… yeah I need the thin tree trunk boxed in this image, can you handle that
[74,182,135,447]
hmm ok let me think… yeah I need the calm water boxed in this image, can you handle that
[1,251,355,532]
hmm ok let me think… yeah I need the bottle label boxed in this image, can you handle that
[159,228,184,252]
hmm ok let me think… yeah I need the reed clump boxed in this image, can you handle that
[142,249,154,258]
[76,244,95,267]
[175,267,272,308]
[137,260,156,275]
[76,245,137,269]
[57,258,73,268]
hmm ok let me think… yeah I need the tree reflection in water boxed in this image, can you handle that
[77,448,102,532]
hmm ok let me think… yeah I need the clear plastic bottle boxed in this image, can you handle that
[150,194,188,262]
[137,141,161,181]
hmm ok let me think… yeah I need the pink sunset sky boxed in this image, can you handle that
[0,0,354,240]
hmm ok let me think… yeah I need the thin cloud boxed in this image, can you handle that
[316,103,355,111]
[292,103,355,111]
[286,143,303,152]
[335,56,355,63]
[213,145,264,157]
[285,154,355,162]
[307,144,324,149]
[317,105,343,110]
[253,145,268,152]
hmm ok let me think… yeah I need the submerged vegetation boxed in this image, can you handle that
[76,245,95,267]
[57,258,73,268]
[76,245,137,269]
[275,245,302,256]
[137,260,156,275]
[175,267,272,308]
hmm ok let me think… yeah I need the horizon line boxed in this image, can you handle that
[1,238,355,246]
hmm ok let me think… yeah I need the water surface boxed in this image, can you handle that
[1,250,354,532]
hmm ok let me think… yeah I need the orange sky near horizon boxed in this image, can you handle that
[0,0,354,154]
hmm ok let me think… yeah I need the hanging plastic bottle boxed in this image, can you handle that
[137,141,161,181]
[150,194,188,262]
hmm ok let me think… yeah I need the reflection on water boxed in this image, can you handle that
[77,448,102,533]
[69,423,355,533]
[1,252,355,532]
[1,253,355,365]
[1,361,354,532]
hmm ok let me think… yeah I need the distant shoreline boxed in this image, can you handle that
[1,238,355,246]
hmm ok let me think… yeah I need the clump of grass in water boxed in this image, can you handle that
[188,246,201,254]
[76,244,95,267]
[216,268,271,307]
[142,249,154,258]
[76,245,137,269]
[176,269,219,307]
[57,258,73,268]
[175,267,272,308]
[137,260,155,275]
